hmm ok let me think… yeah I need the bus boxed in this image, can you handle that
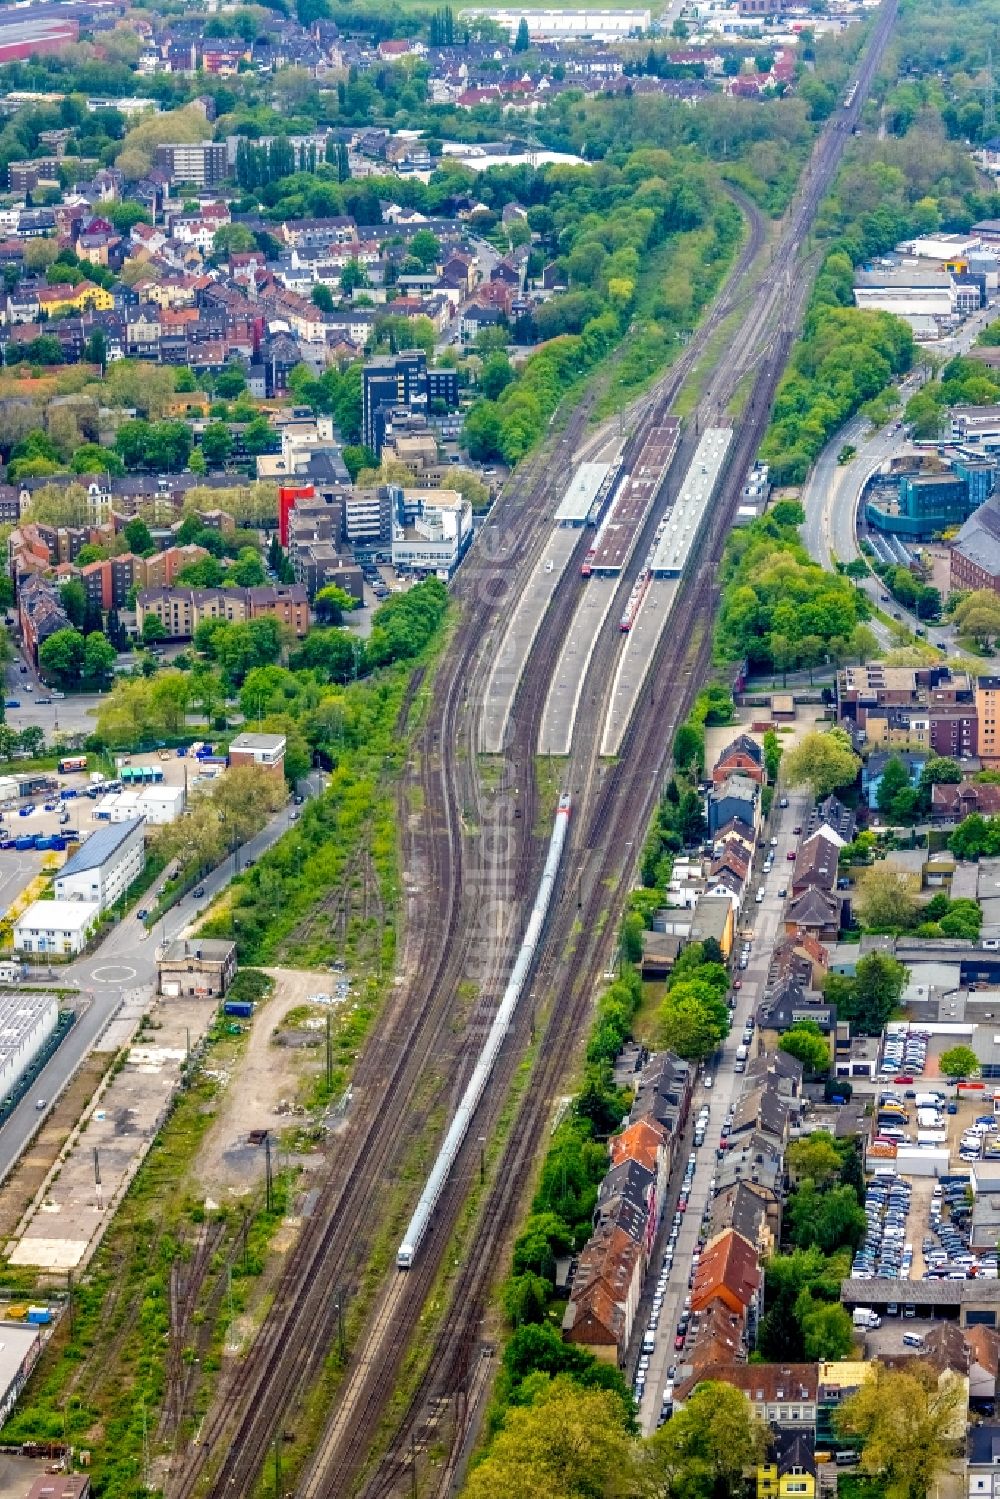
[58,756,87,774]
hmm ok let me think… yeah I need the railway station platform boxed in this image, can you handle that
[538,576,618,756]
[600,578,679,757]
[479,526,579,754]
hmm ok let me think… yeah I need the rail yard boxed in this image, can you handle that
[163,5,900,1496]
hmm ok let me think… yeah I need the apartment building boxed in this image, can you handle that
[154,142,228,187]
[136,583,309,639]
[978,676,1000,766]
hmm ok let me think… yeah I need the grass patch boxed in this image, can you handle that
[632,979,667,1048]
[533,755,567,837]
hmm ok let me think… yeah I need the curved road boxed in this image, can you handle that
[800,303,1000,650]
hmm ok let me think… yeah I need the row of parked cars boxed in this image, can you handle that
[923,1181,997,1279]
[879,1029,929,1079]
[852,1174,914,1280]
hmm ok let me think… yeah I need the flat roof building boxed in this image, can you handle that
[158,938,237,998]
[462,8,650,37]
[54,818,145,912]
[229,732,286,776]
[0,1320,42,1427]
[13,899,100,956]
[0,990,57,1103]
[652,427,732,576]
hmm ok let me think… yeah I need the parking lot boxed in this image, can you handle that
[0,747,217,851]
[863,1070,997,1288]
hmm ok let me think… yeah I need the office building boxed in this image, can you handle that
[55,819,145,911]
[362,352,458,456]
[14,899,100,956]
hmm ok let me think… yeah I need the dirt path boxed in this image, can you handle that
[193,968,334,1200]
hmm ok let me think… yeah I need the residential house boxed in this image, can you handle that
[969,1424,1000,1499]
[713,733,766,786]
[690,1228,762,1325]
[708,774,760,837]
[931,781,1000,820]
[783,886,841,942]
[758,1431,816,1499]
[677,1362,818,1430]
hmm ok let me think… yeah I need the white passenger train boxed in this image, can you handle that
[397,792,572,1268]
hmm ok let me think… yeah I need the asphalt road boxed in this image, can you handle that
[4,655,103,737]
[637,788,810,1435]
[0,769,326,1181]
[799,303,1000,651]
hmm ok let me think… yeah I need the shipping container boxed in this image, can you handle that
[223,1000,255,1018]
[14,835,34,850]
[26,1306,51,1325]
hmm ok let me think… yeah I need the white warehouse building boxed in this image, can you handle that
[0,991,58,1102]
[54,818,145,911]
[13,899,100,956]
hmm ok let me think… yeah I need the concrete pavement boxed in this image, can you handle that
[0,771,325,1181]
[637,787,810,1435]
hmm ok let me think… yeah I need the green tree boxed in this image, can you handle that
[314,584,356,624]
[501,1272,551,1328]
[39,628,84,687]
[835,1362,963,1499]
[782,728,861,798]
[647,1381,766,1496]
[672,721,704,775]
[71,442,123,476]
[798,1297,855,1360]
[311,284,335,312]
[854,865,920,931]
[200,422,232,471]
[59,579,87,629]
[953,590,1000,649]
[938,1044,980,1081]
[123,517,154,556]
[513,15,531,50]
[215,365,247,400]
[785,1131,843,1187]
[779,1023,829,1075]
[659,989,726,1061]
[142,614,168,645]
[229,548,266,588]
[876,756,912,816]
[829,951,908,1035]
[408,229,442,270]
[83,631,116,686]
[789,1183,866,1253]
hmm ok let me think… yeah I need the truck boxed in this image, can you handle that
[852,1307,881,1329]
[915,1092,943,1109]
[917,1107,942,1129]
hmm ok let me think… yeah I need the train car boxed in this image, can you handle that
[620,574,650,632]
[397,794,572,1269]
[581,547,596,577]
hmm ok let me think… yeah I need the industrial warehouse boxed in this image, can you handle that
[0,991,59,1104]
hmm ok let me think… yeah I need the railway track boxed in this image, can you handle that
[166,399,595,1499]
[313,7,899,1495]
[167,8,896,1493]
